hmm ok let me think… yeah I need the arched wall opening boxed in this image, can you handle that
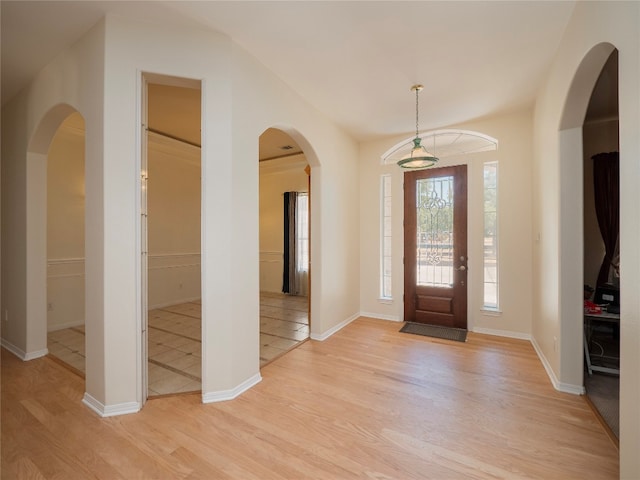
[24,104,87,364]
[258,128,311,365]
[46,112,87,376]
[581,49,619,437]
[271,124,325,338]
[557,42,617,389]
[262,123,323,328]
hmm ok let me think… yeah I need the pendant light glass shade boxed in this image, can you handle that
[398,85,439,169]
[397,137,438,169]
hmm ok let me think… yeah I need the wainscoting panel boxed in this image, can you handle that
[47,255,202,329]
[47,258,85,331]
[259,251,283,293]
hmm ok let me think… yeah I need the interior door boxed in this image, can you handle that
[404,165,467,329]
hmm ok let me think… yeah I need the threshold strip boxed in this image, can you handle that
[259,314,309,326]
[155,308,202,320]
[148,325,201,342]
[148,358,200,382]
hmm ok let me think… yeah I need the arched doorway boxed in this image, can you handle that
[258,128,311,366]
[558,42,619,438]
[581,49,620,440]
[21,104,85,365]
[45,112,87,377]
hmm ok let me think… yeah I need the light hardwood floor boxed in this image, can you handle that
[3,317,617,479]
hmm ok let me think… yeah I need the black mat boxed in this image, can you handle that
[585,371,619,439]
[400,322,467,342]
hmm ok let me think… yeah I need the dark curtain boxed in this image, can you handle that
[592,151,619,287]
[282,192,298,294]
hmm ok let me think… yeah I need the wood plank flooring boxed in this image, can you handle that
[2,317,618,479]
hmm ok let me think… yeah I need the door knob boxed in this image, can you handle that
[456,265,466,271]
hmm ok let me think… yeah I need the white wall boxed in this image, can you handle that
[231,41,361,345]
[100,13,358,408]
[532,2,640,476]
[98,15,254,409]
[1,12,361,414]
[0,17,105,396]
[359,110,533,337]
[259,156,309,293]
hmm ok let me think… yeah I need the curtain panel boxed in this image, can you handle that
[592,151,620,287]
[282,192,298,294]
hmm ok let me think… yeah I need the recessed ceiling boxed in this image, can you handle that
[1,1,577,143]
[259,129,303,162]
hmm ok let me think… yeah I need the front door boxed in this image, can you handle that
[404,165,467,329]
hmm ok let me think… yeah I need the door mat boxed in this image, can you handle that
[400,322,467,342]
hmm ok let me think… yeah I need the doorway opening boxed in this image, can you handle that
[142,75,202,398]
[582,49,620,440]
[258,128,310,366]
[46,112,87,378]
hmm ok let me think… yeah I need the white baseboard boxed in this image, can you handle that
[82,393,140,417]
[359,312,401,322]
[1,338,48,361]
[530,337,585,395]
[202,373,262,404]
[310,312,360,341]
[472,327,531,341]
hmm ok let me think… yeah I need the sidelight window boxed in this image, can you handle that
[380,175,392,299]
[483,161,499,310]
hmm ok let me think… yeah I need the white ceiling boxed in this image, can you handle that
[1,1,577,142]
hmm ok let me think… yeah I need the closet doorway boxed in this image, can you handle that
[142,74,202,398]
[258,128,310,366]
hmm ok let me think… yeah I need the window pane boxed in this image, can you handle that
[296,194,309,272]
[483,163,497,188]
[484,282,498,309]
[383,256,392,276]
[483,162,499,309]
[380,175,392,299]
[384,196,392,217]
[416,176,454,288]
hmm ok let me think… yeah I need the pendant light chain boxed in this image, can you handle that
[415,87,420,139]
[397,84,438,169]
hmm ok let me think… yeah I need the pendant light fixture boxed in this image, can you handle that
[397,84,439,169]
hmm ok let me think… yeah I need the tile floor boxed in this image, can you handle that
[47,326,86,374]
[47,292,309,397]
[147,301,202,396]
[259,291,309,365]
